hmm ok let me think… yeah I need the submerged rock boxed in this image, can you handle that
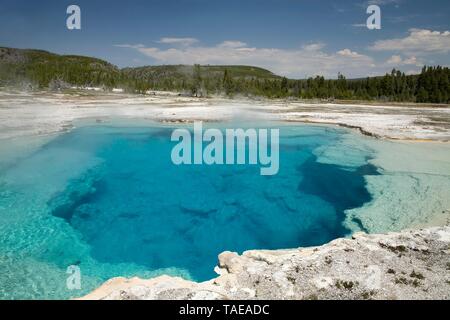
[80,226,450,300]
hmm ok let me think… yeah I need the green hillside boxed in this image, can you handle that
[0,47,122,89]
[121,64,280,94]
[123,64,279,80]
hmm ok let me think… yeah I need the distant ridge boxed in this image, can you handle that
[123,64,280,81]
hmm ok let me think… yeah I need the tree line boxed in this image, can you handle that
[1,48,448,103]
[129,65,450,104]
[213,66,449,104]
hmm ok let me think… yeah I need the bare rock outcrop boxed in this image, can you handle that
[80,226,450,300]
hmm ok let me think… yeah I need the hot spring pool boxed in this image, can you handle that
[0,122,379,299]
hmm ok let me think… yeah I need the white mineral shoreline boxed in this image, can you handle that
[1,89,449,141]
[80,226,450,300]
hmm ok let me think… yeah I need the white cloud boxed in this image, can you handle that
[302,42,326,51]
[157,37,199,46]
[386,55,402,64]
[403,56,420,65]
[218,41,247,48]
[119,39,375,78]
[370,29,450,54]
[386,55,422,66]
[337,49,366,58]
[114,44,145,49]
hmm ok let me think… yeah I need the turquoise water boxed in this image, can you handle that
[0,122,378,299]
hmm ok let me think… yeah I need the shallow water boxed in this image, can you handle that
[0,122,379,299]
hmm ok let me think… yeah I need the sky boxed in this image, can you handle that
[0,0,449,78]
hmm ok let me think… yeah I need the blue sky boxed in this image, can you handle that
[0,0,449,78]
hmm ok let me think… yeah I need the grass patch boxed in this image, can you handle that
[387,268,396,274]
[336,280,358,290]
[410,270,425,280]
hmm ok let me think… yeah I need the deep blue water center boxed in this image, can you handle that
[0,123,378,299]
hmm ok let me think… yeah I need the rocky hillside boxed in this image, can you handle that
[0,47,121,89]
[80,226,450,300]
